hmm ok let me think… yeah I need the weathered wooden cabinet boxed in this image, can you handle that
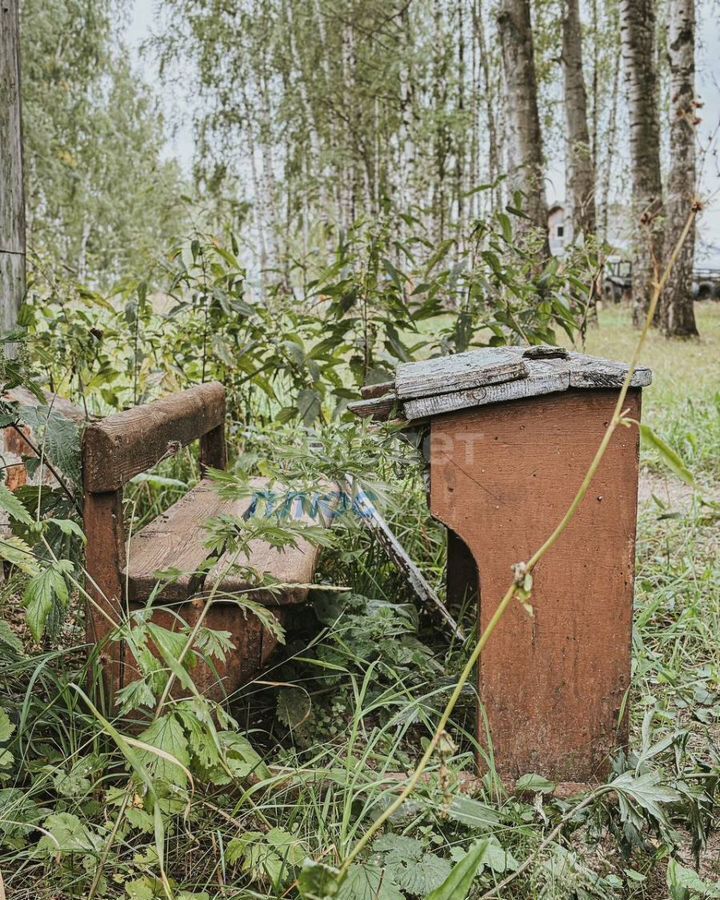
[352,347,651,786]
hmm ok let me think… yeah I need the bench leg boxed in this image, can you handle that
[84,490,126,704]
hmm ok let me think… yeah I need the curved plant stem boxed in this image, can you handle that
[338,205,698,878]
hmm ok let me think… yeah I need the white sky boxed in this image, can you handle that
[127,0,720,265]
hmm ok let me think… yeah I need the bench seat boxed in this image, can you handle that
[123,477,322,606]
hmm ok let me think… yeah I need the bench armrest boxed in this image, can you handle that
[83,382,226,492]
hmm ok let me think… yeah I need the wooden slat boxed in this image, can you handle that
[124,477,330,606]
[396,349,528,400]
[123,478,249,603]
[347,392,400,421]
[360,381,394,399]
[403,365,570,419]
[569,357,652,389]
[205,491,327,605]
[83,382,226,492]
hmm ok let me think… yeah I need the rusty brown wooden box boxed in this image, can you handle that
[352,346,651,785]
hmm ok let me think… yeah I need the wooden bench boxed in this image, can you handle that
[83,382,323,701]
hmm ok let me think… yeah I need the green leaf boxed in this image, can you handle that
[137,713,190,787]
[38,812,101,855]
[0,482,34,526]
[611,771,681,828]
[0,619,24,656]
[0,709,16,771]
[667,858,720,899]
[515,773,556,794]
[446,795,501,829]
[48,518,86,542]
[425,840,490,900]
[23,563,71,642]
[298,859,345,899]
[337,864,404,900]
[297,388,322,425]
[373,835,451,895]
[639,424,695,486]
[0,534,39,576]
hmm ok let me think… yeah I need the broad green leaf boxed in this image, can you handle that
[337,864,404,900]
[0,709,15,770]
[446,794,501,829]
[48,518,86,542]
[38,812,101,854]
[667,858,720,899]
[23,562,71,642]
[515,773,556,794]
[425,840,490,900]
[0,619,24,656]
[611,771,681,828]
[298,859,345,899]
[297,388,322,425]
[638,424,695,486]
[136,714,190,788]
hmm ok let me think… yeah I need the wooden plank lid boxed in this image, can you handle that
[350,346,652,422]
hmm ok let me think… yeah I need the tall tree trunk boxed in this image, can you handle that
[475,0,501,213]
[620,0,664,326]
[0,0,25,339]
[661,0,698,337]
[599,46,621,245]
[398,4,415,212]
[562,0,596,242]
[496,0,548,242]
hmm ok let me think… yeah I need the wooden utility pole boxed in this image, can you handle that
[0,0,26,339]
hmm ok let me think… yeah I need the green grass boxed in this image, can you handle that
[583,302,720,486]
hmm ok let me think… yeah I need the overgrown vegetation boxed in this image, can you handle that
[1,205,719,899]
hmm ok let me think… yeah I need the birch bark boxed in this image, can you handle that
[496,0,548,242]
[620,0,664,325]
[661,0,698,337]
[562,0,596,242]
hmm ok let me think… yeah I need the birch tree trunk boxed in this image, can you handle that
[661,0,698,337]
[562,0,596,242]
[474,0,501,213]
[620,0,664,326]
[0,0,25,339]
[496,0,548,240]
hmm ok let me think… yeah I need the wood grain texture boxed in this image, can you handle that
[84,490,127,695]
[396,348,528,400]
[0,0,25,333]
[123,598,288,701]
[206,492,324,604]
[123,479,249,603]
[404,367,570,419]
[200,424,227,472]
[349,350,651,423]
[347,392,400,420]
[430,389,642,783]
[83,382,226,492]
